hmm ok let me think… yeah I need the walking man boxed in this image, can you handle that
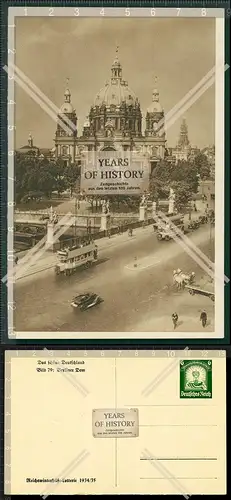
[200,310,207,328]
[172,312,178,330]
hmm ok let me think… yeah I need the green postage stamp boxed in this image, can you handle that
[180,360,212,398]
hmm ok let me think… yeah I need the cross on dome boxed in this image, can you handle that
[115,45,119,59]
[152,76,159,100]
[64,77,71,99]
[112,44,122,74]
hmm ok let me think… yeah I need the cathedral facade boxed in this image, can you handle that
[54,50,166,170]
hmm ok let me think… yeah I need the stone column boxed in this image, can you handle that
[152,201,157,218]
[71,144,75,163]
[46,222,55,251]
[139,205,146,222]
[100,214,108,231]
[168,188,175,215]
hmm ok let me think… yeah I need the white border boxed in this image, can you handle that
[6,8,225,340]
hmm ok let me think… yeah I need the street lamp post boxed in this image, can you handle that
[209,217,213,261]
[74,195,77,242]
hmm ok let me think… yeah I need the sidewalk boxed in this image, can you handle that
[132,274,215,334]
[15,210,206,282]
[15,224,154,281]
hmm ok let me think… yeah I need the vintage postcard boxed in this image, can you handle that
[5,7,227,339]
[4,349,226,495]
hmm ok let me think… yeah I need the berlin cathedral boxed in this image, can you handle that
[54,49,166,169]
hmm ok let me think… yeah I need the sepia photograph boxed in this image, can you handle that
[4,349,227,495]
[8,9,225,339]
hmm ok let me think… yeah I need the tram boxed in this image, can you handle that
[55,241,98,276]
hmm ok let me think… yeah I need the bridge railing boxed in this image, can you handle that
[52,218,154,251]
[14,209,139,218]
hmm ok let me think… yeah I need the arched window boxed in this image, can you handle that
[62,146,68,155]
[101,146,116,152]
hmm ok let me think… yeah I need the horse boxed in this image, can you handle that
[173,270,195,289]
[173,270,185,289]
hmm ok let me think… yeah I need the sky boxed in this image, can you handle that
[14,16,216,149]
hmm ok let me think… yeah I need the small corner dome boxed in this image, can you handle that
[147,84,163,113]
[147,101,163,113]
[59,102,74,114]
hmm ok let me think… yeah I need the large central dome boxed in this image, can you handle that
[94,80,137,107]
[84,48,143,139]
[94,50,138,107]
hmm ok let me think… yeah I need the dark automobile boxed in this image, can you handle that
[71,292,103,311]
[198,215,208,224]
[188,220,200,230]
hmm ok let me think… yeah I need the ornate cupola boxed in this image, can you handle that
[145,77,165,138]
[178,119,190,148]
[88,47,142,140]
[56,78,77,138]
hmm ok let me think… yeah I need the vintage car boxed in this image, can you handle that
[188,220,200,230]
[71,292,103,311]
[198,215,208,224]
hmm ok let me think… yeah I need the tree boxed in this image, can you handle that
[193,153,211,180]
[65,163,81,196]
[15,155,79,202]
[170,160,199,194]
[149,160,173,201]
[171,181,193,212]
[149,159,199,213]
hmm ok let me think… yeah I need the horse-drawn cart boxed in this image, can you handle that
[185,285,215,302]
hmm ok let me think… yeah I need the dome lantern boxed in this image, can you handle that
[111,45,122,80]
[64,77,71,103]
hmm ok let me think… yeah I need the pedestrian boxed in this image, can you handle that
[200,310,207,328]
[194,203,197,212]
[172,312,178,329]
[108,229,111,239]
[15,256,19,265]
